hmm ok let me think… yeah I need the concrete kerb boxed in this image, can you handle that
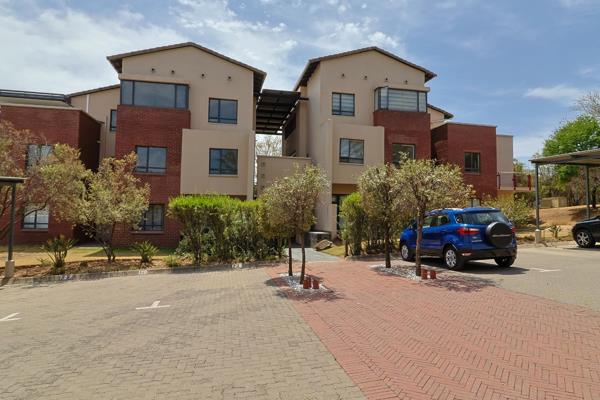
[0,260,283,287]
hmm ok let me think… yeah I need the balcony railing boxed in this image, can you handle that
[497,171,533,191]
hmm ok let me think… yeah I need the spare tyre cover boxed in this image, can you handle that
[485,222,513,248]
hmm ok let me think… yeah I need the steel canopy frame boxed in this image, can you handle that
[0,176,26,279]
[530,149,600,243]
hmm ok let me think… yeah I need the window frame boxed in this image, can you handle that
[136,204,165,232]
[392,143,416,166]
[339,138,364,164]
[22,206,49,230]
[332,92,355,116]
[109,109,117,131]
[209,148,238,175]
[464,151,481,174]
[375,87,427,113]
[120,80,189,109]
[26,144,53,168]
[135,146,167,174]
[208,98,238,124]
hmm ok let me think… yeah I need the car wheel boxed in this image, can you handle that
[575,229,596,248]
[400,242,415,261]
[494,256,515,268]
[443,246,464,270]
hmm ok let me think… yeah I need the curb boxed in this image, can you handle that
[1,260,282,287]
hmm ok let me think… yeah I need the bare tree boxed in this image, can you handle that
[255,134,282,156]
[576,91,600,120]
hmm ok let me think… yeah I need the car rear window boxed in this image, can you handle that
[456,211,509,225]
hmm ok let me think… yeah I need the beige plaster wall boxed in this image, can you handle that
[120,46,255,133]
[70,87,119,158]
[332,122,385,184]
[428,107,446,128]
[256,155,312,195]
[180,128,254,199]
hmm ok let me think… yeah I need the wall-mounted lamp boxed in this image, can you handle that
[227,76,232,81]
[151,67,155,73]
[363,75,368,80]
[201,73,205,78]
[171,70,175,74]
[341,73,345,78]
[404,80,408,84]
[385,77,389,82]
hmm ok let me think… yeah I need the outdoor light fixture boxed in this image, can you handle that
[228,76,232,81]
[341,73,345,78]
[151,67,155,72]
[363,75,368,80]
[171,69,175,74]
[201,73,205,78]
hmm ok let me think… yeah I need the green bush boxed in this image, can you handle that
[164,255,182,268]
[131,241,159,264]
[483,195,533,228]
[42,235,76,273]
[168,195,281,264]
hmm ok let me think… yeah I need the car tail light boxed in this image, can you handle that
[511,226,516,234]
[457,227,479,235]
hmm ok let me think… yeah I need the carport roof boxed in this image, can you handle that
[530,148,600,166]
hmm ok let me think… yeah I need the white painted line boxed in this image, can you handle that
[136,300,170,310]
[0,313,21,322]
[529,267,561,273]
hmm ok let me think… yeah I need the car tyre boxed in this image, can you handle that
[574,229,595,248]
[494,256,515,268]
[443,246,464,270]
[400,242,415,261]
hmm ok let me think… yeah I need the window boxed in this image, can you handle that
[208,98,238,124]
[23,206,49,230]
[138,204,164,231]
[209,148,238,175]
[392,143,416,165]
[120,80,188,109]
[339,138,364,164]
[464,152,481,173]
[332,93,355,116]
[109,109,117,131]
[375,87,427,112]
[26,144,52,168]
[135,146,167,173]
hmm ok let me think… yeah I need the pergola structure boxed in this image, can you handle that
[1,176,26,279]
[530,148,600,242]
[255,89,301,135]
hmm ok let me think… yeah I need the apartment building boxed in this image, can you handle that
[256,47,516,236]
[1,42,517,245]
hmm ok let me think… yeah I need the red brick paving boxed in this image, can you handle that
[267,261,600,400]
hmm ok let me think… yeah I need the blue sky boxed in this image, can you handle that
[1,0,599,162]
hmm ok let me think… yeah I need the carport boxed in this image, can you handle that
[530,148,600,243]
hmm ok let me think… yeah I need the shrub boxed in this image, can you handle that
[483,195,532,228]
[42,235,76,273]
[339,193,366,255]
[164,255,182,268]
[131,241,158,264]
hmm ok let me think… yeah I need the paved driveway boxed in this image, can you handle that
[420,244,600,311]
[0,269,363,400]
[271,260,600,400]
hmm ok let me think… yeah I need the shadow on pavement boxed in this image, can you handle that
[264,276,345,303]
[421,258,528,276]
[424,275,497,293]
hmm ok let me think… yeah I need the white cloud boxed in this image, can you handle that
[312,18,402,54]
[524,84,586,105]
[513,134,547,159]
[0,3,186,93]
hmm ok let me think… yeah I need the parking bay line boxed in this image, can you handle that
[528,267,561,273]
[136,300,170,310]
[0,313,21,322]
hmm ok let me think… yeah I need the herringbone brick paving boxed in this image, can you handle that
[269,261,600,400]
[0,269,364,399]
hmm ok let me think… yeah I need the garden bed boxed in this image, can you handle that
[279,273,330,294]
[370,263,421,281]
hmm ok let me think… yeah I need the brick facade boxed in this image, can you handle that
[0,105,101,245]
[112,105,191,248]
[373,110,432,163]
[431,123,498,198]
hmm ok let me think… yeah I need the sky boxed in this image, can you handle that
[1,0,600,163]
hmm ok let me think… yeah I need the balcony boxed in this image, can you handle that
[497,171,533,192]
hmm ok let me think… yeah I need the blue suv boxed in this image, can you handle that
[400,207,517,270]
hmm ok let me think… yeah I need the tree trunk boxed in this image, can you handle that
[299,234,306,284]
[344,240,348,257]
[287,237,293,277]
[415,214,423,276]
[384,226,391,268]
[277,237,283,258]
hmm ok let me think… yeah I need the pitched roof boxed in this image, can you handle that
[294,46,437,90]
[68,84,120,98]
[106,42,267,93]
[427,104,454,119]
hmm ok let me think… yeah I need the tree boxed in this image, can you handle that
[398,159,473,276]
[576,91,600,121]
[357,165,405,268]
[255,134,282,156]
[0,121,88,239]
[73,153,150,262]
[259,165,327,282]
[339,192,367,256]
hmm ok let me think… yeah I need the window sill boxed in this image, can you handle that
[21,229,49,232]
[208,121,238,125]
[135,172,167,176]
[464,171,481,175]
[339,162,364,166]
[209,174,239,177]
[130,230,164,235]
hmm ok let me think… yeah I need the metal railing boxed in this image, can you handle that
[497,171,533,191]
